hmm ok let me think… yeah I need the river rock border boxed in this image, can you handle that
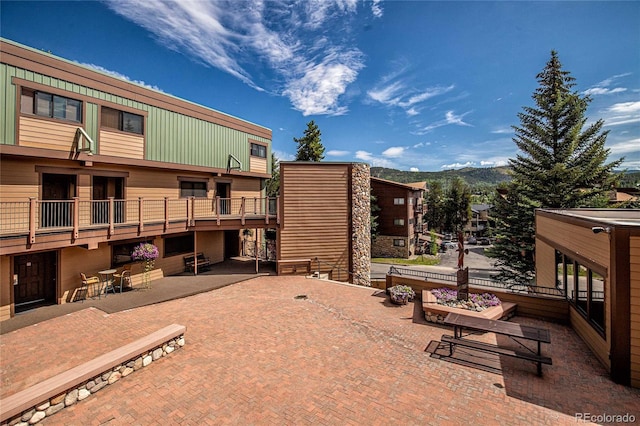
[2,332,184,426]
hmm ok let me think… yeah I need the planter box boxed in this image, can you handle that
[422,290,516,323]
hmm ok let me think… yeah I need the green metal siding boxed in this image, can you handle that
[0,61,270,172]
[1,64,16,145]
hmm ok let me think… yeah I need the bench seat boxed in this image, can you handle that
[183,253,211,273]
[441,335,552,375]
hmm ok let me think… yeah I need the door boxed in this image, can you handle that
[92,176,125,224]
[14,251,57,312]
[224,230,240,258]
[217,182,231,214]
[42,173,76,227]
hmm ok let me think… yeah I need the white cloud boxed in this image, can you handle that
[382,146,405,157]
[480,159,509,167]
[601,101,640,127]
[367,73,455,116]
[583,87,627,96]
[607,139,640,155]
[491,127,512,135]
[441,161,476,170]
[413,142,424,148]
[79,63,165,92]
[583,72,631,96]
[355,150,395,167]
[417,110,473,133]
[327,149,350,156]
[272,149,295,161]
[409,167,419,172]
[104,0,374,116]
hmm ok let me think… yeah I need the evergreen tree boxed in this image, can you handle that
[443,177,471,233]
[294,120,325,161]
[424,181,445,232]
[265,153,280,197]
[370,193,380,242]
[492,51,623,284]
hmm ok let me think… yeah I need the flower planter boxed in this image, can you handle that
[388,285,416,305]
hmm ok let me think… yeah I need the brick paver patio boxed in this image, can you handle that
[2,276,638,425]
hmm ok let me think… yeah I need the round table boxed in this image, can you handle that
[98,269,117,297]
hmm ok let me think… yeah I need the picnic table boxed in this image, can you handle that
[442,312,552,376]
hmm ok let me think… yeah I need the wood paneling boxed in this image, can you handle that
[535,239,556,288]
[250,156,267,174]
[19,116,77,151]
[279,164,350,275]
[99,130,144,159]
[630,237,640,387]
[0,158,39,200]
[571,307,610,370]
[536,215,610,266]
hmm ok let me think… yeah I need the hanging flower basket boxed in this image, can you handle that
[389,285,416,305]
[131,243,159,289]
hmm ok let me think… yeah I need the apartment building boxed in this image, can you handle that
[0,39,276,320]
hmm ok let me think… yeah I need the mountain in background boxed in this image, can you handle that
[370,167,640,189]
[370,166,513,186]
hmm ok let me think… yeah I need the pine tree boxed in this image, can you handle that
[492,51,623,285]
[265,153,280,197]
[511,50,622,208]
[294,120,325,161]
[443,177,471,233]
[424,181,445,232]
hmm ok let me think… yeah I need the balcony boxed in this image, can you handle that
[0,196,279,254]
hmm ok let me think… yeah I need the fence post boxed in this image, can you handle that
[108,197,115,236]
[265,197,269,225]
[164,197,169,232]
[73,197,79,240]
[216,196,221,225]
[28,197,36,244]
[138,197,144,234]
[241,197,246,226]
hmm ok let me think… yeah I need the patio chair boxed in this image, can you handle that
[78,273,99,301]
[113,264,132,293]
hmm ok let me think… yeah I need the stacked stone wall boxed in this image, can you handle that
[371,235,409,259]
[351,163,371,286]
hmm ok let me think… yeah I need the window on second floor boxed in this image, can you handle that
[250,143,267,158]
[101,106,143,135]
[21,88,82,123]
[394,218,405,226]
[393,198,405,205]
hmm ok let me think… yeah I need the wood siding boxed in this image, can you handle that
[536,215,610,266]
[99,130,144,159]
[0,158,39,201]
[535,239,556,288]
[250,156,267,174]
[570,306,610,370]
[631,236,640,387]
[18,116,78,151]
[279,164,350,275]
[0,256,10,321]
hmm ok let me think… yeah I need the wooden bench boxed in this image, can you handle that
[183,253,211,273]
[442,312,552,376]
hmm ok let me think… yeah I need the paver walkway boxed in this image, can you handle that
[1,276,638,425]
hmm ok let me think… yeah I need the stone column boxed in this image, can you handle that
[351,163,371,286]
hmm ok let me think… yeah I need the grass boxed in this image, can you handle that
[371,256,440,266]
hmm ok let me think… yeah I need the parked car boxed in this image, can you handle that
[477,237,492,245]
[440,241,457,251]
[467,236,477,245]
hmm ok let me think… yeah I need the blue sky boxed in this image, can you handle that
[2,1,639,171]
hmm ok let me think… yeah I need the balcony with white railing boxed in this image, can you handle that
[0,196,279,245]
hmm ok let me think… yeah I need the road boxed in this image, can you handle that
[371,245,497,280]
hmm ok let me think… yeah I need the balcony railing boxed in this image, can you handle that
[0,196,279,243]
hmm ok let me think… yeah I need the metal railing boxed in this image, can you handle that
[0,196,279,242]
[312,257,370,285]
[387,266,566,298]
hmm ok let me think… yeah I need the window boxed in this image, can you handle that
[180,181,207,198]
[409,197,414,205]
[393,239,406,247]
[164,234,194,257]
[21,88,82,122]
[394,218,405,226]
[250,143,267,158]
[112,240,153,266]
[556,250,606,337]
[101,106,143,135]
[393,198,405,205]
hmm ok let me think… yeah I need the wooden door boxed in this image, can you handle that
[14,251,57,311]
